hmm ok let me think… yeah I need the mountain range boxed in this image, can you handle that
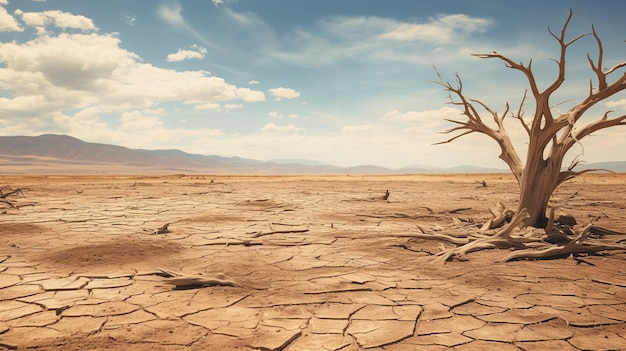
[0,134,623,174]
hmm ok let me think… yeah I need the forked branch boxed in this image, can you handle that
[433,71,524,181]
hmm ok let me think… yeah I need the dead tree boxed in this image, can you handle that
[422,10,626,262]
[436,10,626,228]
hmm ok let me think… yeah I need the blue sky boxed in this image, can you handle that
[0,0,624,168]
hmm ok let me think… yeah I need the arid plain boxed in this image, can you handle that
[1,173,625,351]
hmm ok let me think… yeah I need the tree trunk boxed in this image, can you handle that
[517,157,561,228]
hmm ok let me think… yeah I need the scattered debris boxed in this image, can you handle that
[382,189,390,201]
[157,267,240,289]
[345,190,392,202]
[0,186,27,209]
[144,223,172,235]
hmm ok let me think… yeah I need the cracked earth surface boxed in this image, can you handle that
[1,174,625,351]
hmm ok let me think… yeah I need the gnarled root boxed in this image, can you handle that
[480,201,515,230]
[431,209,531,264]
[502,223,626,262]
[420,208,626,264]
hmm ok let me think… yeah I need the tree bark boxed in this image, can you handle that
[517,159,560,228]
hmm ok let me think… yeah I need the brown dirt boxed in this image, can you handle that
[36,238,184,271]
[0,173,625,350]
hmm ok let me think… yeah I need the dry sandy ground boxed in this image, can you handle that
[1,173,625,351]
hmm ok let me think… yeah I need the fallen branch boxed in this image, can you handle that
[0,187,27,209]
[448,207,473,214]
[157,268,240,289]
[589,225,626,237]
[0,187,26,199]
[344,190,391,202]
[144,223,171,234]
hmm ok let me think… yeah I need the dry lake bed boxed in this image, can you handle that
[1,173,625,350]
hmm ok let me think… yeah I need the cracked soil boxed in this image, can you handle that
[1,173,625,350]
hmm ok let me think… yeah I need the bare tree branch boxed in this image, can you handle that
[433,73,524,180]
[512,90,531,136]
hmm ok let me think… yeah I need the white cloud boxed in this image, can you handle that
[382,107,464,136]
[223,103,242,110]
[268,111,281,119]
[268,14,493,67]
[269,87,300,101]
[66,111,224,151]
[15,9,97,32]
[261,123,303,133]
[222,7,259,27]
[120,111,163,131]
[143,108,165,115]
[0,3,22,32]
[120,12,136,26]
[203,125,450,168]
[192,102,242,112]
[157,2,213,47]
[248,80,260,85]
[0,32,136,93]
[606,99,626,109]
[0,21,265,128]
[377,14,493,43]
[383,107,461,123]
[157,2,185,28]
[236,87,265,102]
[167,46,207,62]
[194,102,221,110]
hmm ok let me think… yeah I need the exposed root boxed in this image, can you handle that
[502,223,626,262]
[480,201,515,230]
[430,210,532,263]
[402,233,469,245]
[420,208,626,264]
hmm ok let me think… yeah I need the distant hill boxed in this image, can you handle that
[269,159,332,166]
[0,134,624,174]
[0,134,309,174]
[398,164,506,174]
